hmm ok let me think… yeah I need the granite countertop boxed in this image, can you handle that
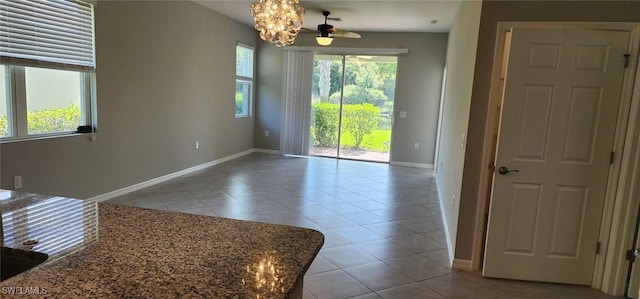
[0,192,324,298]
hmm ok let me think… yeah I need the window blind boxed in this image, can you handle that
[280,50,313,155]
[0,0,95,70]
[236,44,254,78]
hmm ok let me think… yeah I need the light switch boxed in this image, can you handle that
[399,111,407,118]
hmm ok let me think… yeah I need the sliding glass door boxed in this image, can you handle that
[309,54,398,162]
[310,55,343,158]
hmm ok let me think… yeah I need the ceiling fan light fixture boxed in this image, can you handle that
[250,0,304,47]
[316,36,333,46]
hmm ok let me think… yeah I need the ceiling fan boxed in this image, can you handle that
[302,11,361,46]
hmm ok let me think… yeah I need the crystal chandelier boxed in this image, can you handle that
[250,0,304,47]
[242,252,286,297]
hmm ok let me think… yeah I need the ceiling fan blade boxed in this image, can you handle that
[332,29,361,39]
[300,27,320,34]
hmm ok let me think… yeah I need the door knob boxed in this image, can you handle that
[498,166,519,175]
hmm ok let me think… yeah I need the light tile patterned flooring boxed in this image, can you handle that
[106,153,623,299]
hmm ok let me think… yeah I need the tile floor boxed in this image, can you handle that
[106,153,624,299]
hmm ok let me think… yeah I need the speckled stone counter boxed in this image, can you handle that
[0,192,324,298]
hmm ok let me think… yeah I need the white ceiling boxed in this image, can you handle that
[193,1,463,33]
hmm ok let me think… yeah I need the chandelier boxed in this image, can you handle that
[242,252,286,298]
[250,0,305,47]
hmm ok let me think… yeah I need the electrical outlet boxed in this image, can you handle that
[13,176,22,189]
[195,141,199,149]
[265,131,270,137]
[414,142,419,150]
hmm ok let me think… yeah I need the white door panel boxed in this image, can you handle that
[629,243,640,298]
[629,214,640,298]
[484,28,629,285]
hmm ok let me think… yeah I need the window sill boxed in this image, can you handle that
[0,132,92,144]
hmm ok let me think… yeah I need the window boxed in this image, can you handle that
[25,67,91,135]
[235,44,254,117]
[0,67,9,137]
[0,0,96,140]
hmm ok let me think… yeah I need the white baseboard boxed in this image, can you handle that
[440,206,455,267]
[390,161,434,169]
[253,148,280,155]
[436,178,455,268]
[452,258,473,271]
[87,149,257,202]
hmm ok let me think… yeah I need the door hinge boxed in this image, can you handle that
[596,242,601,254]
[610,152,615,164]
[624,54,631,68]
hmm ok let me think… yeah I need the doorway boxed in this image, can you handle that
[309,54,398,163]
[483,26,630,284]
[475,22,640,294]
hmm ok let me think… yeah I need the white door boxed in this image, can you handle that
[483,28,630,284]
[629,218,640,298]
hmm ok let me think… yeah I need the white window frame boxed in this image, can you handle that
[235,43,254,118]
[1,65,95,140]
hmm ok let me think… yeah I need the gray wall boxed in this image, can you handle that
[254,41,283,150]
[0,1,257,198]
[457,0,640,261]
[255,32,449,165]
[435,0,482,258]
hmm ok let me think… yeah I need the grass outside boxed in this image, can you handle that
[339,129,391,152]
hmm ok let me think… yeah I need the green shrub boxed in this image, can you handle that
[342,103,380,150]
[311,102,339,147]
[311,103,381,150]
[235,92,244,114]
[0,115,7,136]
[0,103,81,136]
[329,85,388,106]
[28,103,81,134]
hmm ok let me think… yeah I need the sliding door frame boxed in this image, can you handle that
[310,51,400,163]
